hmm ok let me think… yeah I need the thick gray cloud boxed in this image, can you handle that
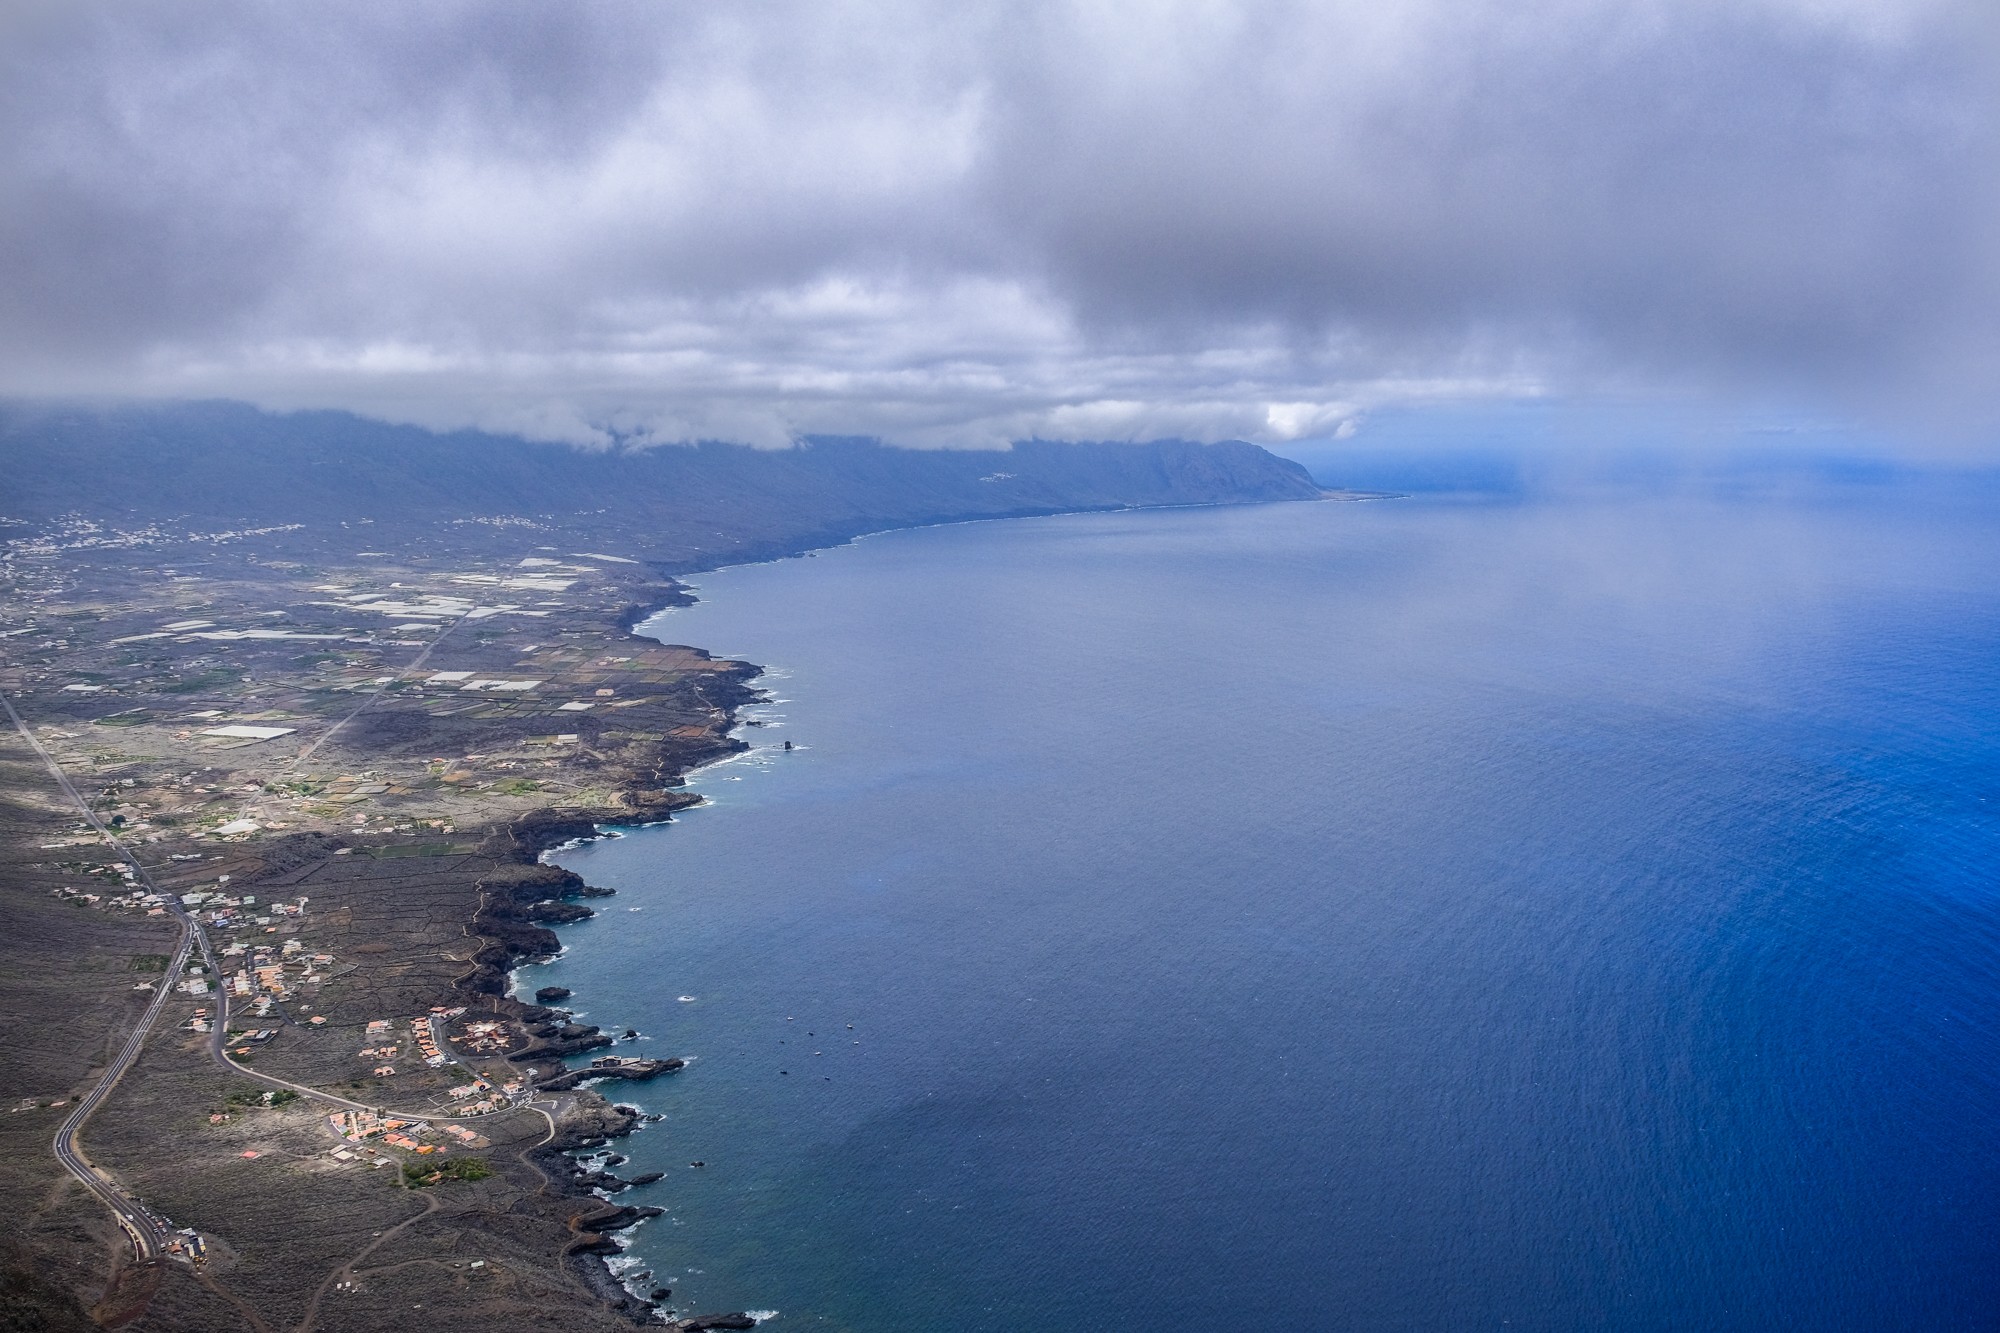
[2,0,1996,447]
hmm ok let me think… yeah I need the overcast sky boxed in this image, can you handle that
[3,0,1996,448]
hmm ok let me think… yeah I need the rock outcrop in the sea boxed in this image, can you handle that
[666,1315,758,1332]
[486,863,610,911]
[510,1023,617,1063]
[535,985,573,1002]
[537,1056,686,1092]
[461,862,620,995]
[523,900,595,923]
[566,1202,665,1255]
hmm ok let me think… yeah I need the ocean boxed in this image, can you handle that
[528,455,2000,1330]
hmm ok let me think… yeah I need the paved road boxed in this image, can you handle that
[6,687,569,1262]
[4,690,194,1258]
[197,1003,551,1123]
[288,615,460,769]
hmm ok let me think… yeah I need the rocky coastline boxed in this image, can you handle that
[452,631,766,1327]
[0,420,1332,1329]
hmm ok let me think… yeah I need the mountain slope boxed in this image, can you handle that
[0,402,1323,566]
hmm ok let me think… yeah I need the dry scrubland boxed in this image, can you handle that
[0,422,1326,1329]
[0,531,762,1331]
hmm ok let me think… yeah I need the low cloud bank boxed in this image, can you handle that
[3,1,1997,448]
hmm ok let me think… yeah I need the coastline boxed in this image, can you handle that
[458,492,1374,1323]
[0,478,1333,1329]
[450,544,821,1324]
[459,667,766,1327]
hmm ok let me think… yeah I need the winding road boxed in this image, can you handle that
[5,689,196,1258]
[5,687,566,1265]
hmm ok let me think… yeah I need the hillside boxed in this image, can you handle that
[0,402,1323,568]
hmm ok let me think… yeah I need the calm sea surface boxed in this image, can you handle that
[531,463,2000,1330]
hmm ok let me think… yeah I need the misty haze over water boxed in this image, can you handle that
[527,451,2000,1329]
[10,3,2000,1324]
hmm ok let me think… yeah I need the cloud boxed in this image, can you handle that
[2,0,1997,446]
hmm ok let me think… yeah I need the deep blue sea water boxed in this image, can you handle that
[528,461,2000,1330]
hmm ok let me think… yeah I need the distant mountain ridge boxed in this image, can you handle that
[0,401,1323,567]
